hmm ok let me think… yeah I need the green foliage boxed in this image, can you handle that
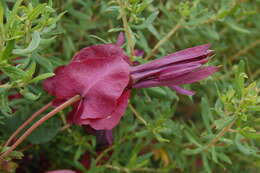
[0,0,260,173]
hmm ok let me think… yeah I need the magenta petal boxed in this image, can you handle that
[78,60,129,119]
[81,90,130,130]
[131,44,212,73]
[158,64,201,80]
[161,66,218,85]
[116,32,125,46]
[131,62,201,81]
[132,80,160,88]
[133,67,218,88]
[72,44,129,63]
[44,47,130,119]
[169,85,195,96]
[43,65,83,99]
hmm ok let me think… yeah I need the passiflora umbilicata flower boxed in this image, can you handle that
[0,33,218,161]
[43,41,217,130]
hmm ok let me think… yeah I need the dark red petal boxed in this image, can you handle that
[132,80,160,88]
[80,90,130,130]
[131,62,201,81]
[133,67,218,88]
[131,44,212,73]
[43,65,83,99]
[158,64,201,80]
[44,45,130,119]
[72,44,129,63]
[76,58,129,119]
[161,66,218,85]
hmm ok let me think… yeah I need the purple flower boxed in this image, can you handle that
[44,40,217,130]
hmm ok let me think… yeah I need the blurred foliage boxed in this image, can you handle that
[0,0,260,172]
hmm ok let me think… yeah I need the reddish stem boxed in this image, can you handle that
[0,95,81,161]
[4,101,53,147]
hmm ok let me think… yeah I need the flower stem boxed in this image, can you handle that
[129,103,147,126]
[117,0,135,60]
[4,101,53,147]
[0,95,81,161]
[144,20,183,60]
[205,118,236,150]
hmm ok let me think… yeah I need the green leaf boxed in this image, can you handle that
[240,127,260,139]
[183,147,205,155]
[0,93,12,115]
[234,60,246,97]
[29,72,54,83]
[202,153,211,173]
[2,40,15,60]
[5,0,23,29]
[33,53,53,72]
[26,61,36,79]
[146,87,169,100]
[28,3,47,20]
[214,116,235,130]
[235,134,259,156]
[132,11,159,29]
[154,132,170,142]
[201,97,213,133]
[226,18,250,34]
[184,129,202,147]
[27,118,61,144]
[47,11,66,25]
[218,153,232,164]
[19,88,41,100]
[1,65,27,80]
[12,31,41,55]
[248,106,260,111]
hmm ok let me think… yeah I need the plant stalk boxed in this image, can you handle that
[0,95,81,161]
[4,101,53,147]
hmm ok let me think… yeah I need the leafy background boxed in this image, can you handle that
[0,0,260,172]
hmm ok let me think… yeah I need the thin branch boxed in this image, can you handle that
[230,39,260,63]
[144,20,183,60]
[118,0,135,59]
[129,103,148,126]
[0,95,81,161]
[4,101,53,147]
[205,119,236,150]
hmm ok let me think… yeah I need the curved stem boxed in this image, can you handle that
[0,95,81,161]
[129,103,147,126]
[118,0,135,60]
[205,118,236,150]
[144,20,183,60]
[4,101,53,147]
